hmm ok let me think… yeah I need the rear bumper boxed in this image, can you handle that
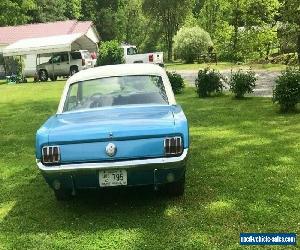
[37,149,188,173]
[37,149,188,189]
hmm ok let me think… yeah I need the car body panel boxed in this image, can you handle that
[35,105,188,161]
[35,64,189,193]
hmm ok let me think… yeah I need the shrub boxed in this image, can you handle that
[173,26,213,63]
[195,68,223,97]
[273,68,300,112]
[166,71,185,94]
[4,57,24,83]
[229,70,257,98]
[97,40,124,66]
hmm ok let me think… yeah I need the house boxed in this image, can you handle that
[0,20,100,77]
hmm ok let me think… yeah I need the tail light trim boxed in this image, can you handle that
[42,146,61,164]
[164,137,183,156]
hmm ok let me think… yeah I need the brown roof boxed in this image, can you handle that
[0,20,93,45]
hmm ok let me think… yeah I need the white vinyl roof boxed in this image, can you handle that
[2,33,97,56]
[57,64,176,114]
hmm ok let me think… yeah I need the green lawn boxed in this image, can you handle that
[166,62,287,72]
[0,83,299,249]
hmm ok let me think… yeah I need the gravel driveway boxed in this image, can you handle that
[176,70,281,97]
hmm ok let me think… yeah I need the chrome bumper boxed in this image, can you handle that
[37,149,188,174]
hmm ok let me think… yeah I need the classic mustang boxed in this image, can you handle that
[35,64,189,200]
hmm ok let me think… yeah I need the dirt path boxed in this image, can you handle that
[176,70,281,97]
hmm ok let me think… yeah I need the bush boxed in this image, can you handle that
[195,68,223,97]
[173,26,213,63]
[166,71,185,94]
[4,57,24,83]
[97,40,124,66]
[229,70,257,98]
[273,68,300,112]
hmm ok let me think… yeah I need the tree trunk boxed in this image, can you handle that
[297,30,300,65]
[167,38,173,61]
[232,0,240,62]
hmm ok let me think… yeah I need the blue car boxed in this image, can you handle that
[35,64,189,200]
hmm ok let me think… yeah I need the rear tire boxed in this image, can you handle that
[164,175,185,197]
[54,189,72,201]
[39,70,48,82]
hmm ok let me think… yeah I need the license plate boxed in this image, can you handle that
[99,170,127,187]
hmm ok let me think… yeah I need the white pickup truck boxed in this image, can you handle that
[122,45,164,66]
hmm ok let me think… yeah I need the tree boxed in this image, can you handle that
[80,0,126,41]
[97,40,124,65]
[121,0,146,46]
[280,0,300,64]
[31,0,67,23]
[173,26,213,63]
[65,0,82,20]
[197,0,233,60]
[0,0,35,26]
[196,0,279,61]
[142,0,192,61]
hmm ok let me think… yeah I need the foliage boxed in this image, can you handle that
[173,26,213,63]
[15,57,24,80]
[80,0,125,41]
[197,0,280,62]
[121,0,147,46]
[0,0,35,25]
[166,71,185,94]
[166,62,286,71]
[65,0,82,19]
[229,69,257,98]
[0,0,297,64]
[195,68,224,97]
[4,57,23,75]
[3,57,25,83]
[277,23,298,54]
[97,40,124,66]
[142,0,193,60]
[31,0,67,22]
[279,0,300,64]
[269,53,298,65]
[273,68,300,112]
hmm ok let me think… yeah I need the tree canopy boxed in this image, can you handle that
[0,0,299,63]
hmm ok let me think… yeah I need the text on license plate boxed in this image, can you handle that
[99,170,127,187]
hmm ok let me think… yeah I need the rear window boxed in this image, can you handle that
[82,51,91,59]
[70,52,82,60]
[63,75,168,112]
[127,47,137,55]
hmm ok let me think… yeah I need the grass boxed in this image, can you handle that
[0,83,300,249]
[166,62,287,72]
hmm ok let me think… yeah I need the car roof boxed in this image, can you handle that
[67,64,166,85]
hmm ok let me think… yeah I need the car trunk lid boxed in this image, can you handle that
[48,105,176,163]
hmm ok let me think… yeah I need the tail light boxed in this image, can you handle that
[82,59,85,66]
[164,137,183,156]
[149,54,154,62]
[42,146,60,164]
